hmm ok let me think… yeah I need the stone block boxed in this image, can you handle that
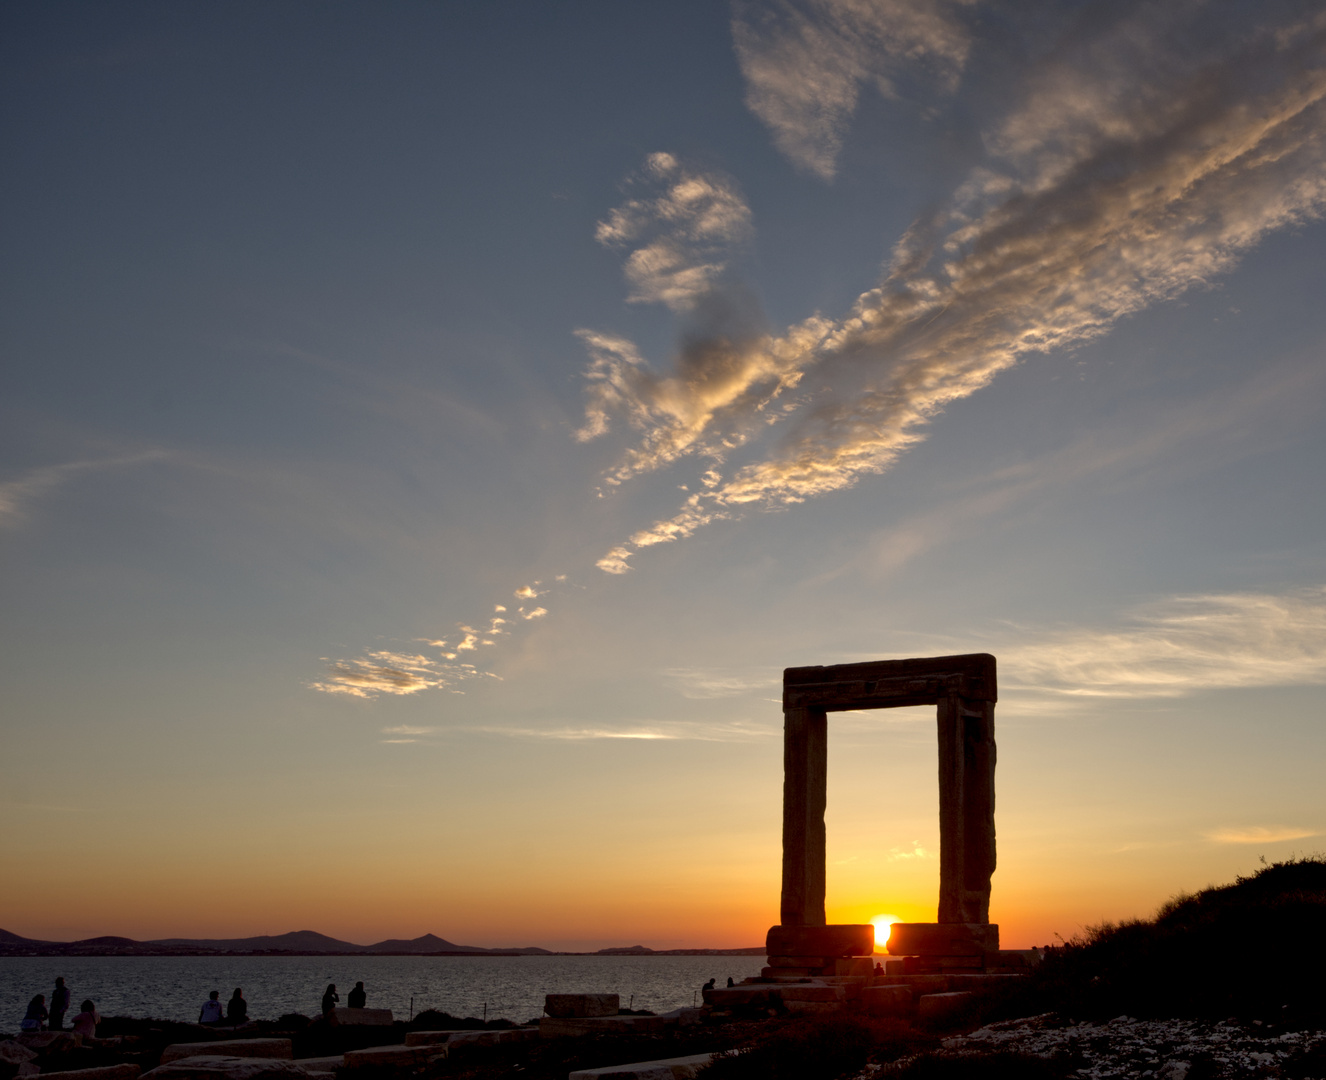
[289,1058,343,1073]
[403,1032,459,1047]
[544,993,619,1018]
[701,986,775,1008]
[0,1045,38,1067]
[162,1043,292,1066]
[766,924,875,958]
[539,1015,675,1039]
[16,1034,81,1054]
[329,1009,392,1026]
[568,1052,722,1080]
[784,1001,839,1015]
[834,958,874,977]
[766,956,829,968]
[761,967,820,978]
[444,1029,538,1050]
[342,1045,440,1069]
[141,1056,310,1080]
[886,923,998,956]
[779,986,844,1003]
[862,986,913,1017]
[916,992,975,1023]
[40,1067,141,1080]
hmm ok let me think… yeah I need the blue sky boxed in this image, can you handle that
[2,0,1324,949]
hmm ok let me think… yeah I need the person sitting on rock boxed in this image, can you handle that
[20,994,47,1033]
[347,982,366,1009]
[72,1000,100,1038]
[227,988,247,1026]
[702,978,716,992]
[50,978,71,1031]
[726,977,735,987]
[199,990,224,1025]
[321,984,339,1023]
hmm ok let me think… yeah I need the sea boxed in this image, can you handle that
[0,954,768,1028]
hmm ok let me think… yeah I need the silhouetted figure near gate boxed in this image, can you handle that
[21,994,47,1033]
[347,982,366,1009]
[50,978,70,1030]
[321,984,339,1024]
[227,989,247,1026]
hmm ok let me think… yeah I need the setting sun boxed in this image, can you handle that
[871,915,901,951]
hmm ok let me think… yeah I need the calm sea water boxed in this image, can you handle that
[0,955,766,1029]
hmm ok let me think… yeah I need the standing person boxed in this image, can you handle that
[72,1000,100,1038]
[50,977,71,1030]
[320,984,339,1024]
[20,994,47,1033]
[347,982,366,1009]
[198,991,224,1025]
[227,989,247,1026]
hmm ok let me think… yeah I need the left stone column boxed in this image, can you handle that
[780,705,827,927]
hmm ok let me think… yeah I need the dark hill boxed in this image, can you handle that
[148,930,366,952]
[366,933,475,953]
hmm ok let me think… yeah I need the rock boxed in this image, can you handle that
[141,1056,310,1080]
[329,1009,392,1026]
[161,1042,292,1066]
[916,992,974,1022]
[35,1066,140,1080]
[16,1033,81,1054]
[544,994,619,1018]
[288,1058,342,1074]
[765,924,875,958]
[765,956,829,967]
[539,1016,676,1039]
[0,1045,38,1067]
[567,1052,723,1080]
[700,986,775,1008]
[886,923,999,956]
[780,986,844,1003]
[341,1046,440,1069]
[862,986,914,1016]
[444,1029,538,1050]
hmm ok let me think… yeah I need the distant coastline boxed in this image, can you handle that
[0,927,763,958]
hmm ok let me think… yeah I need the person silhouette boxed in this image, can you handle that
[702,978,716,992]
[227,989,247,1026]
[21,995,47,1033]
[50,978,71,1031]
[72,1000,100,1038]
[347,982,366,1009]
[199,991,224,1025]
[726,977,735,987]
[321,984,339,1024]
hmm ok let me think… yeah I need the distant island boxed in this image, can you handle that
[0,927,763,958]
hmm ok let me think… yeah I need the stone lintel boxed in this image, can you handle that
[885,922,999,956]
[766,923,875,958]
[782,653,996,711]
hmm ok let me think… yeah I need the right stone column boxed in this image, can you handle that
[937,694,996,924]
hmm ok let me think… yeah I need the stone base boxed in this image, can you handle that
[331,1009,393,1026]
[885,923,999,956]
[568,1052,722,1080]
[161,1042,292,1066]
[766,924,875,959]
[540,1015,677,1039]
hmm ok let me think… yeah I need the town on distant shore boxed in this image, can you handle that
[0,928,764,958]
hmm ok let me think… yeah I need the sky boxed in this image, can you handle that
[2,0,1324,952]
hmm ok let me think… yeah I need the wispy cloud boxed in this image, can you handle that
[663,667,780,699]
[583,6,1326,573]
[0,451,168,528]
[731,0,973,180]
[1203,825,1319,845]
[469,719,776,743]
[1002,586,1326,700]
[592,152,752,312]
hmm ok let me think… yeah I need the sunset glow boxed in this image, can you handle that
[871,916,901,952]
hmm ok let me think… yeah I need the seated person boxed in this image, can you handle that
[227,989,247,1025]
[199,991,224,1025]
[72,1000,100,1038]
[347,982,366,1009]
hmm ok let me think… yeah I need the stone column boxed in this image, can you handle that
[937,695,996,923]
[780,705,827,927]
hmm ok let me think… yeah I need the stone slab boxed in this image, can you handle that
[761,967,822,978]
[862,986,914,1016]
[766,924,874,958]
[568,1053,722,1080]
[539,1016,676,1039]
[38,1066,141,1080]
[445,1029,539,1050]
[876,975,949,993]
[16,1034,81,1053]
[886,923,999,956]
[700,986,776,1008]
[342,1045,440,1069]
[162,1042,292,1065]
[766,956,829,967]
[0,1044,38,1066]
[784,1001,839,1015]
[916,992,975,1023]
[330,1008,393,1026]
[779,986,844,1003]
[544,993,619,1018]
[833,958,875,977]
[141,1056,310,1080]
[288,1058,343,1071]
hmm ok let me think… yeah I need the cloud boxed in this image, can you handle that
[664,667,780,699]
[310,650,487,699]
[1203,826,1319,845]
[731,0,973,180]
[1002,586,1326,700]
[888,840,934,861]
[0,451,167,527]
[586,5,1326,567]
[593,152,752,311]
[469,719,776,743]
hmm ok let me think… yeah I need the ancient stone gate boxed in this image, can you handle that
[766,653,1001,975]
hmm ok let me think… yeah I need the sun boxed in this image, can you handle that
[871,914,900,951]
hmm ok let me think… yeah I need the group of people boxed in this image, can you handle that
[316,982,367,1023]
[21,977,100,1037]
[197,989,248,1026]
